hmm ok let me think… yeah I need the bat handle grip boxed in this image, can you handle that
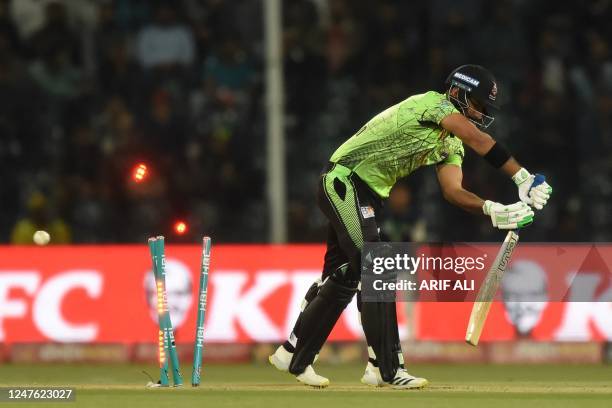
[529,174,546,191]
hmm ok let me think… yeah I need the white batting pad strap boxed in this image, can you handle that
[288,332,297,347]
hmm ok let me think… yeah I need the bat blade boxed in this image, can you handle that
[465,230,520,346]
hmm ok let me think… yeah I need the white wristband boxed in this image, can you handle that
[512,168,531,186]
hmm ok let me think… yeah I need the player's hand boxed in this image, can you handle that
[512,168,552,210]
[483,200,534,230]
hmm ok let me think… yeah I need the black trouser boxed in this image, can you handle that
[285,163,402,382]
[318,162,383,280]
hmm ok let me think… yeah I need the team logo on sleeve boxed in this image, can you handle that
[360,206,375,219]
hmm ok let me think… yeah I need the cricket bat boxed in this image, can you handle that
[465,174,546,346]
[465,230,519,346]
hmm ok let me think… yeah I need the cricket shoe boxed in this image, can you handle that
[269,345,292,372]
[295,365,330,388]
[269,345,328,388]
[268,345,320,372]
[360,362,428,389]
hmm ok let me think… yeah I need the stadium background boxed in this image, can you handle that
[1,0,611,244]
[0,0,611,369]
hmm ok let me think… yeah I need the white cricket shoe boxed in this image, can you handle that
[268,345,321,371]
[269,345,328,387]
[360,362,428,389]
[269,345,292,372]
[296,365,330,388]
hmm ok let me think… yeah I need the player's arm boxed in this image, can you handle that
[440,113,518,174]
[436,163,534,230]
[435,162,483,214]
[440,113,552,210]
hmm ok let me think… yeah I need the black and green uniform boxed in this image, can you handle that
[317,90,463,282]
[287,91,464,381]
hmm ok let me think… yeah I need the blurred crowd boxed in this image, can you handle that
[1,0,611,244]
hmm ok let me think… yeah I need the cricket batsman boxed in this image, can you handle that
[269,65,553,388]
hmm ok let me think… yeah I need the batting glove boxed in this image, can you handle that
[483,200,534,230]
[512,168,552,210]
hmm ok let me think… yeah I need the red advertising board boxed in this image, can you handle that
[0,244,610,344]
[0,245,369,344]
[415,244,612,342]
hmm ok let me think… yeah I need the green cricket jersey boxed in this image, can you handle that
[329,91,464,198]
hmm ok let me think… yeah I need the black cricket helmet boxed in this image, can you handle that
[445,65,499,128]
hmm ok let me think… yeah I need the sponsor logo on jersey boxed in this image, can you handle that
[454,72,480,86]
[360,206,375,219]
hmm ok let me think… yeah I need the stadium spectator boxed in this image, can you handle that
[379,183,425,243]
[10,192,71,244]
[0,0,610,243]
[27,1,81,66]
[0,0,21,56]
[28,46,82,100]
[135,2,194,70]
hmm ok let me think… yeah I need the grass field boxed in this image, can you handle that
[0,363,610,408]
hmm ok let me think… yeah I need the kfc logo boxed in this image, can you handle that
[0,271,102,342]
[502,260,548,337]
[144,258,193,329]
